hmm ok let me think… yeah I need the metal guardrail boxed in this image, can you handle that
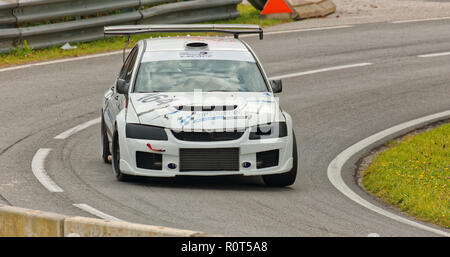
[0,0,242,53]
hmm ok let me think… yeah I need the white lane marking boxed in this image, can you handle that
[417,51,450,58]
[0,50,123,73]
[368,233,380,237]
[73,203,122,221]
[327,110,450,237]
[0,26,353,73]
[54,117,101,139]
[391,16,450,24]
[31,148,64,193]
[269,63,373,80]
[241,25,353,38]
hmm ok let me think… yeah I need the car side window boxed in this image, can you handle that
[125,49,138,83]
[119,46,138,80]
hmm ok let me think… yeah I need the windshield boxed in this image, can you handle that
[134,59,268,93]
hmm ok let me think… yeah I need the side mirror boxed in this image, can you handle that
[270,79,282,93]
[116,79,129,94]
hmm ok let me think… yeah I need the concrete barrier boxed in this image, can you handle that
[64,216,209,237]
[286,0,336,20]
[0,204,211,237]
[0,204,65,237]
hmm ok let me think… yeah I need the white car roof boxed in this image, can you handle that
[144,36,249,52]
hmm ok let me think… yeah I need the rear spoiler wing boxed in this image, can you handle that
[105,24,263,62]
[104,24,264,40]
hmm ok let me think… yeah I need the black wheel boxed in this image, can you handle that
[111,128,131,182]
[101,112,111,163]
[262,131,297,187]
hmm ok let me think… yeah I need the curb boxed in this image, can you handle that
[327,110,450,237]
[0,204,213,237]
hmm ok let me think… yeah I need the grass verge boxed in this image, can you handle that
[0,4,292,68]
[362,122,449,228]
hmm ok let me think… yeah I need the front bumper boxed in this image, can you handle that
[118,128,294,177]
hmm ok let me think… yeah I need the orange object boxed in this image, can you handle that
[261,0,293,15]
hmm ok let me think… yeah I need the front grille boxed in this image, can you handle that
[172,131,244,141]
[136,151,162,170]
[179,148,239,171]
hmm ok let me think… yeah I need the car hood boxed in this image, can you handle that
[129,92,284,131]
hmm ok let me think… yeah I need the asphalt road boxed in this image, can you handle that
[0,19,449,236]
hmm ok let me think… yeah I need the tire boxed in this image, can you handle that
[101,112,111,163]
[111,128,132,182]
[262,131,298,187]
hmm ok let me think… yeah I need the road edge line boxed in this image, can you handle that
[0,51,123,73]
[327,110,450,237]
[391,16,450,24]
[0,26,355,73]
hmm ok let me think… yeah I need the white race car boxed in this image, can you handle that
[101,25,297,187]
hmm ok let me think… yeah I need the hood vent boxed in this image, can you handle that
[175,105,237,111]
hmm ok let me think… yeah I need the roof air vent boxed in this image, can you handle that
[185,41,208,48]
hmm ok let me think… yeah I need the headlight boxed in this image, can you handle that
[126,124,168,140]
[249,122,287,140]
